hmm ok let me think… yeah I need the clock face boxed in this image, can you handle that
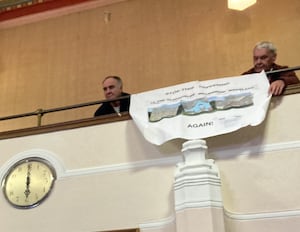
[2,157,56,209]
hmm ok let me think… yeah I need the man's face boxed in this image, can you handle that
[102,78,122,100]
[253,47,276,72]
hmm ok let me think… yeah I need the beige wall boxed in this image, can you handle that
[0,93,299,232]
[1,0,300,130]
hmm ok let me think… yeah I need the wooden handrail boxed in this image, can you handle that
[0,112,131,140]
[0,95,130,126]
[265,65,300,75]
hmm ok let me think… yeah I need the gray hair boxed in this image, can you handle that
[254,41,277,55]
[102,75,123,88]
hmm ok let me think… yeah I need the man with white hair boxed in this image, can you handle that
[243,41,299,96]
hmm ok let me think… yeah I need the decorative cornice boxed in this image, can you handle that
[0,0,127,28]
[0,0,92,20]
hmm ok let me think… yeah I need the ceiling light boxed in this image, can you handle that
[228,0,257,11]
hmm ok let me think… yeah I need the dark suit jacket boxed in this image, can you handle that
[94,92,131,117]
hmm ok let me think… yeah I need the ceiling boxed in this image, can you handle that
[0,0,94,21]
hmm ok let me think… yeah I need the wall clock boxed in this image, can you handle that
[1,157,56,209]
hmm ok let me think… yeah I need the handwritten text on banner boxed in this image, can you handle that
[129,72,271,145]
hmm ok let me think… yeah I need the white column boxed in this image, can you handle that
[174,139,225,232]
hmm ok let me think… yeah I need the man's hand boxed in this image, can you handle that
[269,79,285,96]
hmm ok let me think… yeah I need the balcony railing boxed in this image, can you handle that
[0,95,131,127]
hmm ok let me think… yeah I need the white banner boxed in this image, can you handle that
[129,72,271,145]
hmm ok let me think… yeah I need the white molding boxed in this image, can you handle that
[0,148,182,181]
[139,215,176,231]
[138,208,300,231]
[209,140,300,159]
[224,208,300,220]
[63,155,182,178]
[1,140,299,180]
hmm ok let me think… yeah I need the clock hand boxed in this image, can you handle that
[26,176,30,187]
[24,163,32,198]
